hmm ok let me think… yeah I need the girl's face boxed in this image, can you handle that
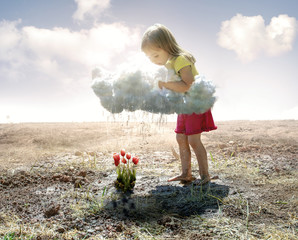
[143,46,171,66]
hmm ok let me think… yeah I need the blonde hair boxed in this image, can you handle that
[141,23,196,64]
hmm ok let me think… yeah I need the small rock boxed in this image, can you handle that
[57,227,65,233]
[75,151,83,156]
[44,204,60,218]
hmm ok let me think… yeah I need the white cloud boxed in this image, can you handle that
[265,15,297,56]
[217,14,298,62]
[73,0,110,21]
[0,20,140,85]
[0,19,22,61]
[22,23,139,67]
[0,18,142,124]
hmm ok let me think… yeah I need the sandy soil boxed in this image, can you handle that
[0,120,297,239]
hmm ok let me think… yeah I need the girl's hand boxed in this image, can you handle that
[158,81,165,89]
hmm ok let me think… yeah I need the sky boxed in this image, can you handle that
[0,0,297,123]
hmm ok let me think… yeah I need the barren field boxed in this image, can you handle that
[0,120,297,239]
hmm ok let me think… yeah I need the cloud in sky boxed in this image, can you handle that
[0,0,139,84]
[0,19,140,85]
[73,0,111,21]
[0,0,146,123]
[1,1,297,123]
[217,14,298,62]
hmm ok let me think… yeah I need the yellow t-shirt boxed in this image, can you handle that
[166,55,198,77]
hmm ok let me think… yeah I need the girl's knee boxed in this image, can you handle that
[188,134,202,148]
[176,133,188,145]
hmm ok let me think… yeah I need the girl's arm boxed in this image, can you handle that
[158,66,194,93]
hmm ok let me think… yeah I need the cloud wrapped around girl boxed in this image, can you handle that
[91,67,216,115]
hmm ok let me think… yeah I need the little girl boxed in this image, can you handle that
[141,24,217,185]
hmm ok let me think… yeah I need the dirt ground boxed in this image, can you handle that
[0,120,297,239]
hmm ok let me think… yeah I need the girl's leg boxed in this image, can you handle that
[168,133,194,182]
[188,133,210,183]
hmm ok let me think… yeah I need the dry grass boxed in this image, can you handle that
[0,121,176,170]
[0,120,297,239]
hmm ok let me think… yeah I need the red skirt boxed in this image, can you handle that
[175,109,217,135]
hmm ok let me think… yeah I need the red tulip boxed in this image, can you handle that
[122,158,127,164]
[126,153,131,160]
[120,149,126,157]
[114,159,120,166]
[113,153,120,162]
[132,156,139,165]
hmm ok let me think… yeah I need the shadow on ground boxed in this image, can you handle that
[101,182,229,222]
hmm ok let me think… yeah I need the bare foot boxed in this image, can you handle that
[168,175,195,182]
[193,175,211,185]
